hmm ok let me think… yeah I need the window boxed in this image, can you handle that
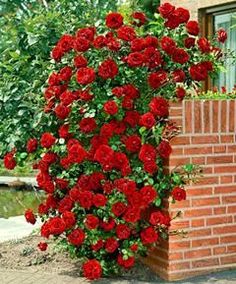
[202,4,236,92]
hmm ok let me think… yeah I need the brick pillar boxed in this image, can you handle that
[144,100,236,281]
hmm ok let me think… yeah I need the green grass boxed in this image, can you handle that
[0,160,35,177]
[188,90,236,100]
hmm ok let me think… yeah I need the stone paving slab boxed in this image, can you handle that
[0,176,36,187]
[0,269,236,284]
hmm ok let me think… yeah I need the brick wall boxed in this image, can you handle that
[160,0,236,19]
[144,100,236,280]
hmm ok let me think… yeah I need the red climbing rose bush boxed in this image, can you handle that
[4,2,226,280]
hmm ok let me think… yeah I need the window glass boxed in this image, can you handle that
[213,12,236,92]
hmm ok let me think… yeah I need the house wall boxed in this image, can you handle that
[144,100,236,280]
[160,0,236,19]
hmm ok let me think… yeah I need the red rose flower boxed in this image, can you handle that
[124,135,141,153]
[176,87,186,100]
[3,151,16,170]
[172,69,186,82]
[160,36,176,55]
[68,228,85,246]
[130,38,146,52]
[148,71,168,89]
[59,66,72,82]
[122,97,134,110]
[172,48,190,64]
[112,202,127,217]
[62,211,76,230]
[78,190,93,209]
[58,196,73,213]
[94,145,114,170]
[82,259,102,280]
[127,52,144,67]
[149,97,169,117]
[197,37,211,53]
[74,55,87,68]
[145,35,159,48]
[93,194,107,207]
[140,227,158,244]
[217,28,227,43]
[158,2,175,18]
[76,27,96,41]
[58,124,72,139]
[49,217,66,235]
[184,37,195,48]
[107,38,121,51]
[132,12,147,27]
[123,206,140,223]
[79,117,97,133]
[57,34,74,53]
[149,211,171,227]
[116,224,131,240]
[74,37,90,52]
[189,62,208,81]
[144,47,162,69]
[172,186,186,201]
[93,35,107,48]
[85,214,99,230]
[40,132,56,148]
[158,140,172,159]
[117,254,135,269]
[174,7,190,23]
[98,59,118,79]
[24,209,36,225]
[139,112,156,128]
[140,185,157,205]
[124,110,140,128]
[54,103,71,119]
[106,12,123,29]
[186,20,199,36]
[130,243,138,252]
[117,25,136,41]
[38,242,48,251]
[100,217,116,231]
[144,161,158,175]
[91,240,104,251]
[103,100,118,115]
[105,237,119,253]
[139,144,156,163]
[26,138,38,153]
[76,67,95,85]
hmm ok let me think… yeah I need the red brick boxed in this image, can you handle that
[171,147,184,156]
[169,241,190,250]
[192,237,219,247]
[227,145,236,153]
[203,101,210,133]
[227,245,236,253]
[221,100,227,132]
[171,136,190,145]
[187,187,213,196]
[220,235,236,244]
[191,219,205,227]
[207,155,233,164]
[220,176,233,184]
[169,261,191,271]
[189,229,211,238]
[221,254,236,265]
[192,135,219,144]
[215,185,235,194]
[194,101,202,133]
[206,216,233,226]
[214,166,236,174]
[222,195,236,204]
[169,157,191,167]
[169,252,184,261]
[184,146,212,155]
[220,135,234,143]
[213,145,226,153]
[169,107,182,117]
[213,246,226,255]
[213,207,227,215]
[196,177,218,186]
[213,225,236,235]
[192,258,219,268]
[192,157,205,164]
[228,205,236,213]
[212,101,219,133]
[170,200,190,209]
[185,208,213,218]
[192,197,220,207]
[184,100,193,133]
[185,248,211,259]
[229,100,235,132]
[170,220,190,230]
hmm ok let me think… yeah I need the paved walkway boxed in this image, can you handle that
[0,216,40,242]
[0,269,236,284]
[0,176,36,187]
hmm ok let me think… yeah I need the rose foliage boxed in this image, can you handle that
[4,2,226,280]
